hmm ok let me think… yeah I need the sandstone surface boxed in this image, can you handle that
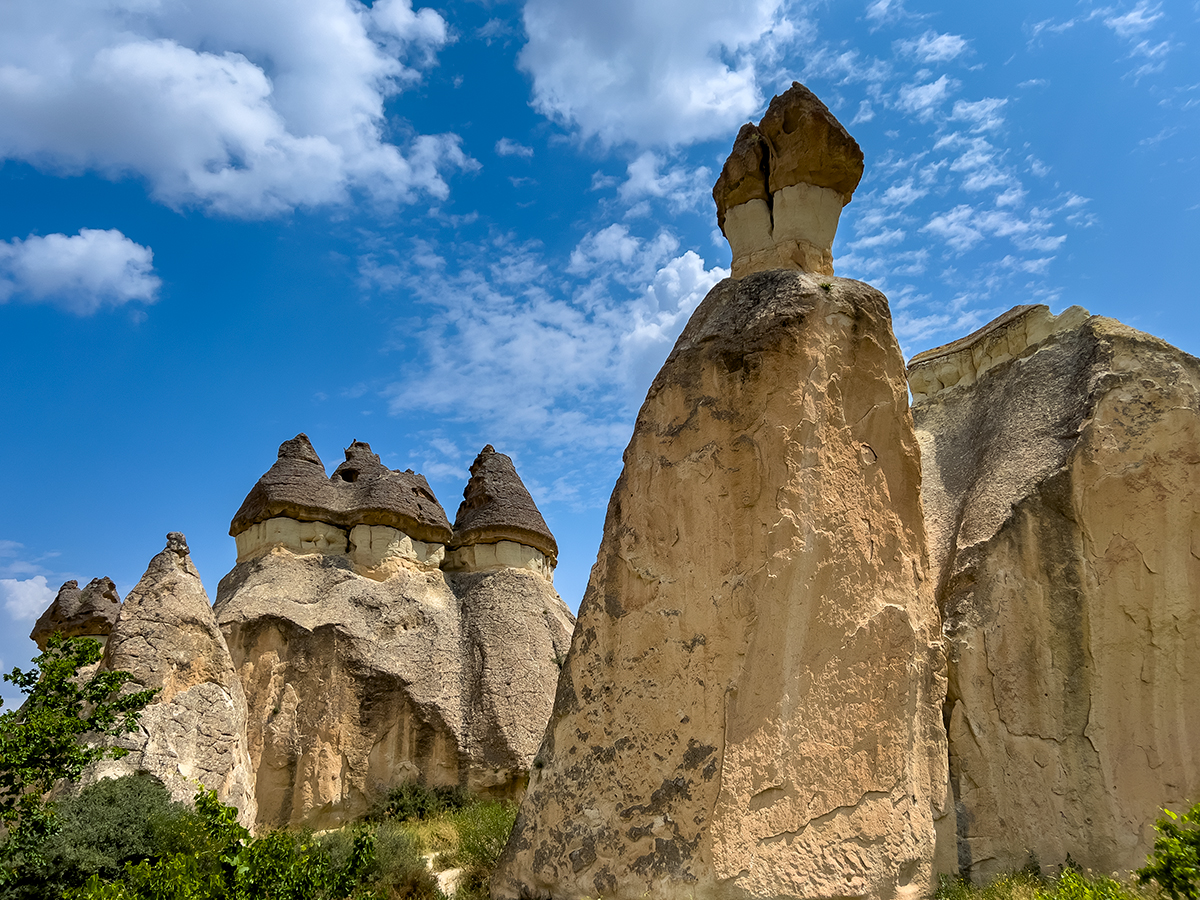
[494,270,947,900]
[92,533,256,828]
[215,438,575,830]
[714,82,864,279]
[910,305,1200,879]
[30,576,121,649]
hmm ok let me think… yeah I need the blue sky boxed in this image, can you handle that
[1,0,1197,700]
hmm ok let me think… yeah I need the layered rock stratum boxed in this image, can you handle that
[214,437,574,830]
[90,533,257,827]
[713,82,863,279]
[494,270,948,900]
[910,305,1200,879]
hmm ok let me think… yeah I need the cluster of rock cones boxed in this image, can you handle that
[31,82,1200,900]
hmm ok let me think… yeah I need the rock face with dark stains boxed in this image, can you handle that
[910,304,1200,880]
[493,269,947,900]
[214,438,573,830]
[30,577,122,649]
[90,533,257,828]
[713,81,864,279]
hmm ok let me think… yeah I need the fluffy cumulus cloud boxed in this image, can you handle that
[0,575,54,622]
[0,229,160,314]
[518,0,796,147]
[0,0,469,216]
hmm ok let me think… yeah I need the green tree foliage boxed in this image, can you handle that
[0,635,158,889]
[1139,803,1200,900]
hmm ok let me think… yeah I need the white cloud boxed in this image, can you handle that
[1103,1,1164,40]
[617,153,713,212]
[865,0,909,26]
[369,228,726,464]
[1,575,54,622]
[896,75,955,120]
[921,204,1065,254]
[851,100,876,124]
[895,31,969,63]
[950,97,1008,132]
[517,0,796,147]
[496,138,534,158]
[0,229,160,314]
[0,0,471,216]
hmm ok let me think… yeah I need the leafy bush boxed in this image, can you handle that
[1139,802,1200,900]
[442,800,517,900]
[368,782,470,824]
[327,824,437,900]
[10,776,190,896]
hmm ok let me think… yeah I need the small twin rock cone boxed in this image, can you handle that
[713,81,864,279]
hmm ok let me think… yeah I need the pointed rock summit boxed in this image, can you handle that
[494,268,947,900]
[30,577,121,649]
[445,445,557,578]
[94,533,256,827]
[714,81,864,279]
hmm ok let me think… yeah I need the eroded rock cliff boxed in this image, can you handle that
[494,270,948,900]
[910,305,1200,879]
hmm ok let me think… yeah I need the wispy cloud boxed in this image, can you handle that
[896,75,956,120]
[895,31,969,63]
[495,138,534,158]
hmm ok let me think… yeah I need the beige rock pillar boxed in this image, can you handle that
[493,270,948,900]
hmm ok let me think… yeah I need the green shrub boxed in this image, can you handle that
[341,824,437,900]
[443,800,517,900]
[1139,802,1200,900]
[25,776,191,895]
[368,782,470,824]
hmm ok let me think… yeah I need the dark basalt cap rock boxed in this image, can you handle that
[30,576,122,650]
[229,434,452,544]
[713,81,864,230]
[451,445,558,562]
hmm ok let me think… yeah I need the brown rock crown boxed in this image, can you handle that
[712,83,864,279]
[30,576,122,649]
[713,81,864,231]
[451,445,557,561]
[229,434,452,544]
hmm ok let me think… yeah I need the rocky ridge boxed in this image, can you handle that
[910,304,1200,879]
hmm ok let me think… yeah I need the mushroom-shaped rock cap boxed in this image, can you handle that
[451,445,558,561]
[30,576,122,649]
[230,434,452,544]
[713,81,864,230]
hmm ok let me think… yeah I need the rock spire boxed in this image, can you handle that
[229,434,452,545]
[713,81,864,278]
[93,533,257,827]
[444,446,557,579]
[494,269,947,900]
